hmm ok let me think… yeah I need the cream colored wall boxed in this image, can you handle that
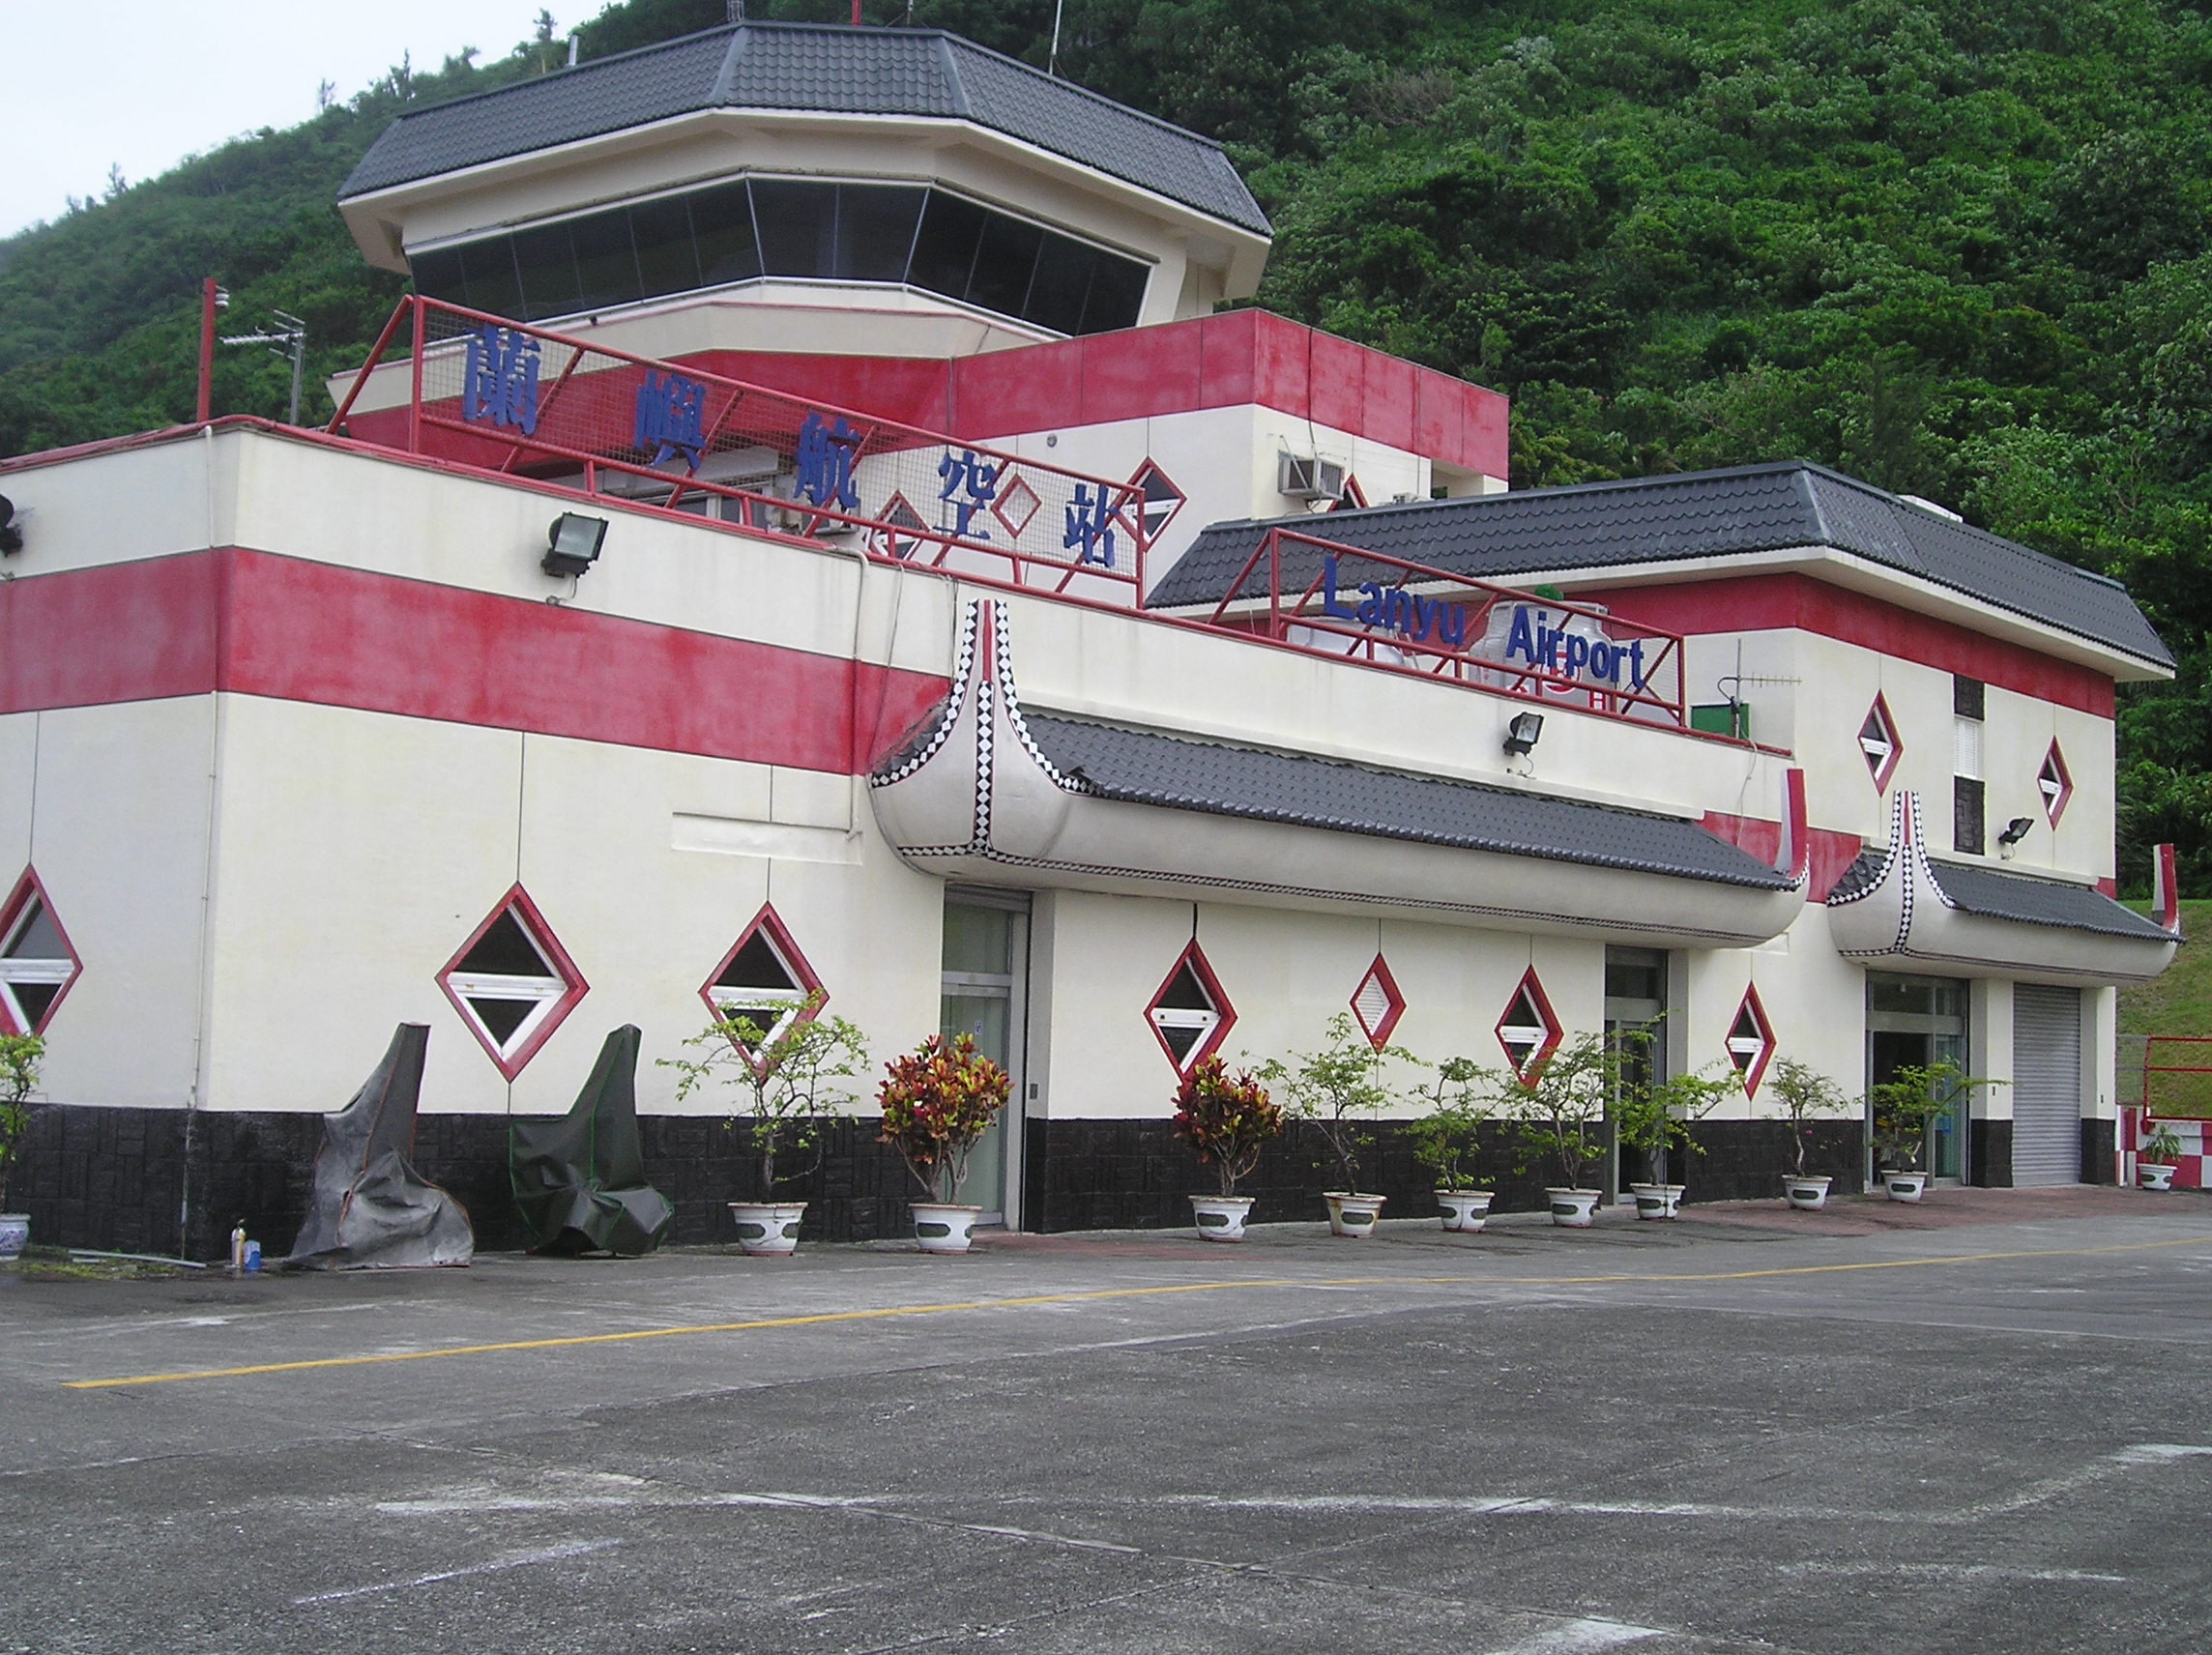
[1029,889,1607,1121]
[1,699,215,1111]
[1693,625,2116,885]
[198,696,944,1117]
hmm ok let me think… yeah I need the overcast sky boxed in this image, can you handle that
[4,1,565,239]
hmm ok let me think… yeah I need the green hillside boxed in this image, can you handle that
[5,0,2211,894]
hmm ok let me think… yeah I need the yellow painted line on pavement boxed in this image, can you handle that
[62,1233,2212,1390]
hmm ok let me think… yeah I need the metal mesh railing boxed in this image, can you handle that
[332,297,1149,597]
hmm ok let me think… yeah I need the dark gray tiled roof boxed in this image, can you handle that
[1926,857,2177,941]
[341,21,1268,236]
[1828,847,2175,941]
[1014,711,1794,888]
[1152,462,2170,668]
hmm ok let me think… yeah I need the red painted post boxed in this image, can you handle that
[195,277,218,423]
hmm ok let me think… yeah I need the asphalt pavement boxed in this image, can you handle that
[3,1186,2209,1655]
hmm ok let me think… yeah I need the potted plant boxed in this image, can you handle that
[1405,1057,1500,1233]
[1505,1031,1613,1227]
[1259,1012,1417,1236]
[1615,1063,1734,1219]
[661,992,868,1256]
[1869,1060,1999,1201]
[1172,1054,1283,1241]
[2139,1122,2183,1191]
[877,1031,1011,1253]
[1767,1057,1853,1208]
[0,1034,39,1264]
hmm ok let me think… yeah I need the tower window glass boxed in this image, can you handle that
[409,177,1150,337]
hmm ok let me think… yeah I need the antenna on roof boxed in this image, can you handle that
[1049,0,1064,74]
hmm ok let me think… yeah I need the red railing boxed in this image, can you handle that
[328,296,1149,597]
[1205,526,1689,729]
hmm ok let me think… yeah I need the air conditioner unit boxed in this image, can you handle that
[1278,452,1346,502]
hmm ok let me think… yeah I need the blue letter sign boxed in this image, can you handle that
[794,411,862,511]
[938,449,1000,539]
[461,327,540,435]
[633,369,707,470]
[1062,483,1117,567]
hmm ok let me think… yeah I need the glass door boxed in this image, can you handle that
[1604,947,1670,1196]
[1865,973,1969,1182]
[940,894,1029,1226]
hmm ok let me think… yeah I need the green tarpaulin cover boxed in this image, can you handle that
[509,1025,674,1256]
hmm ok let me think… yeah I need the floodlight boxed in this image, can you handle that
[1997,816,2034,848]
[0,495,19,556]
[1503,711,1544,757]
[542,513,608,577]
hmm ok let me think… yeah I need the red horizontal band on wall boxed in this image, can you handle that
[1586,572,2117,717]
[1700,811,1864,902]
[0,548,949,774]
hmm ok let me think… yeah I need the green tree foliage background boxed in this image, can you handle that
[4,0,2210,889]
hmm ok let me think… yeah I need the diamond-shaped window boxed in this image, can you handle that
[1126,461,1184,541]
[1326,475,1370,511]
[1724,984,1776,1097]
[1495,968,1562,1080]
[1147,941,1234,1075]
[991,475,1041,540]
[0,870,80,1036]
[1858,693,1902,792]
[438,886,587,1079]
[2038,740,2073,828]
[699,905,825,1076]
[1350,954,1406,1049]
[878,491,927,561]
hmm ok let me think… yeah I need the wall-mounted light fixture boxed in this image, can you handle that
[1503,711,1544,757]
[0,494,21,556]
[542,512,607,578]
[1996,816,2034,858]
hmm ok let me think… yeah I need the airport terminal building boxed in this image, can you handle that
[0,21,2181,1253]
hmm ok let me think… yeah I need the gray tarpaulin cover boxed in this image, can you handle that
[509,1025,674,1256]
[285,1023,475,1269]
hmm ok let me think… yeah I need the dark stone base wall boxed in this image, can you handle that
[1969,1120,2015,1187]
[11,1107,928,1262]
[4,1104,1989,1259]
[2081,1118,2117,1184]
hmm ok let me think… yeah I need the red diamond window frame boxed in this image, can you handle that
[1725,983,1776,1098]
[1124,460,1185,542]
[1858,692,1902,793]
[437,884,589,1081]
[2038,740,2073,828]
[1146,940,1235,1076]
[1495,967,1562,1080]
[0,867,82,1037]
[1350,954,1406,1049]
[991,475,1041,540]
[697,903,827,1079]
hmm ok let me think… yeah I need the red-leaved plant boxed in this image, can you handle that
[877,1032,1010,1205]
[1172,1055,1283,1199]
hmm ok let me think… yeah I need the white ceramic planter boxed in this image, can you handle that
[1629,1182,1684,1220]
[1437,1190,1495,1233]
[1546,1188,1601,1227]
[1323,1192,1385,1236]
[1783,1174,1833,1211]
[0,1213,26,1263]
[911,1203,982,1254]
[727,1201,807,1257]
[1883,1170,1929,1203]
[2139,1163,2178,1192]
[1189,1194,1255,1241]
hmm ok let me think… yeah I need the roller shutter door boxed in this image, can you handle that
[2012,985,2082,1186]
